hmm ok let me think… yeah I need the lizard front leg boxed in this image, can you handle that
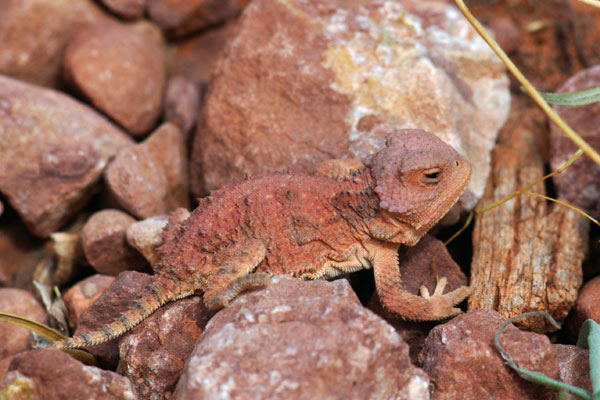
[370,242,471,320]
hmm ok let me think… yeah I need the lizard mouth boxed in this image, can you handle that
[414,160,472,234]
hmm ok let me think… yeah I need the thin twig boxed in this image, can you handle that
[454,0,600,167]
[476,149,583,214]
[576,0,600,8]
[525,192,600,228]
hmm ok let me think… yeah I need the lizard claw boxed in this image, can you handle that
[419,278,472,320]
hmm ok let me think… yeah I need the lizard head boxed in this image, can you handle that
[364,129,472,245]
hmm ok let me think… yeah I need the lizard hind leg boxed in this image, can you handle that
[372,243,472,321]
[52,275,195,350]
[204,272,272,310]
[203,239,270,310]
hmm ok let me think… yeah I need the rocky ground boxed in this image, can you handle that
[0,0,599,399]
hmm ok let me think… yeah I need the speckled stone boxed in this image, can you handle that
[191,0,509,210]
[118,296,212,399]
[0,0,112,87]
[175,275,430,400]
[104,123,189,219]
[1,349,136,399]
[0,75,133,237]
[81,210,148,276]
[148,0,245,38]
[63,21,167,137]
[163,76,200,141]
[550,65,600,214]
[0,221,45,287]
[0,289,47,360]
[63,274,116,328]
[126,214,172,266]
[98,0,146,19]
[568,275,600,339]
[420,309,558,400]
[554,344,592,400]
[167,21,236,89]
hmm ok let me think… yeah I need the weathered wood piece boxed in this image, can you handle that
[469,99,588,332]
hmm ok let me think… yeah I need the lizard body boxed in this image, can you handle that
[54,129,472,350]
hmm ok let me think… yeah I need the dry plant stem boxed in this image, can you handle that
[477,149,583,214]
[576,0,600,8]
[525,192,600,228]
[454,0,600,167]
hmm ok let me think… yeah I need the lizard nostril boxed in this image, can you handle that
[455,160,460,167]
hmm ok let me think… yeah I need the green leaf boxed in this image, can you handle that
[533,86,600,106]
[494,311,592,399]
[577,319,600,398]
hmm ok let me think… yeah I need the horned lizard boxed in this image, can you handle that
[54,129,472,350]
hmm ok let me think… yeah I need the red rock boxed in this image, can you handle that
[190,0,509,209]
[148,0,245,38]
[81,210,148,276]
[0,221,45,287]
[163,76,200,141]
[168,21,236,88]
[63,21,167,137]
[98,0,146,19]
[74,271,154,367]
[567,0,600,68]
[568,275,600,339]
[420,309,558,400]
[554,344,592,400]
[0,76,134,237]
[1,349,136,399]
[550,65,600,214]
[118,296,212,399]
[0,0,112,88]
[489,17,521,54]
[63,274,116,328]
[368,234,467,363]
[175,275,430,399]
[0,288,47,359]
[50,231,85,286]
[105,123,190,219]
[0,357,11,382]
[125,214,171,266]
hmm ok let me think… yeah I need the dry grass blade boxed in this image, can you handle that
[454,0,600,167]
[576,0,600,8]
[476,149,583,214]
[0,312,66,342]
[0,312,98,366]
[525,192,600,228]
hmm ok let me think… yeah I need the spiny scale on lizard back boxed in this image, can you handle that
[156,171,376,277]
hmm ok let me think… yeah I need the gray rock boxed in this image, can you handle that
[175,275,429,400]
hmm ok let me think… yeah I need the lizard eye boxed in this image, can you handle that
[419,168,443,187]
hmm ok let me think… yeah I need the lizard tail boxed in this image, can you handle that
[52,276,196,350]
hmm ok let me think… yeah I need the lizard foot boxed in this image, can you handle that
[204,272,272,310]
[418,277,472,320]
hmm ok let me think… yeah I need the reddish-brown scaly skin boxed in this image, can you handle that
[158,172,376,280]
[54,129,472,350]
